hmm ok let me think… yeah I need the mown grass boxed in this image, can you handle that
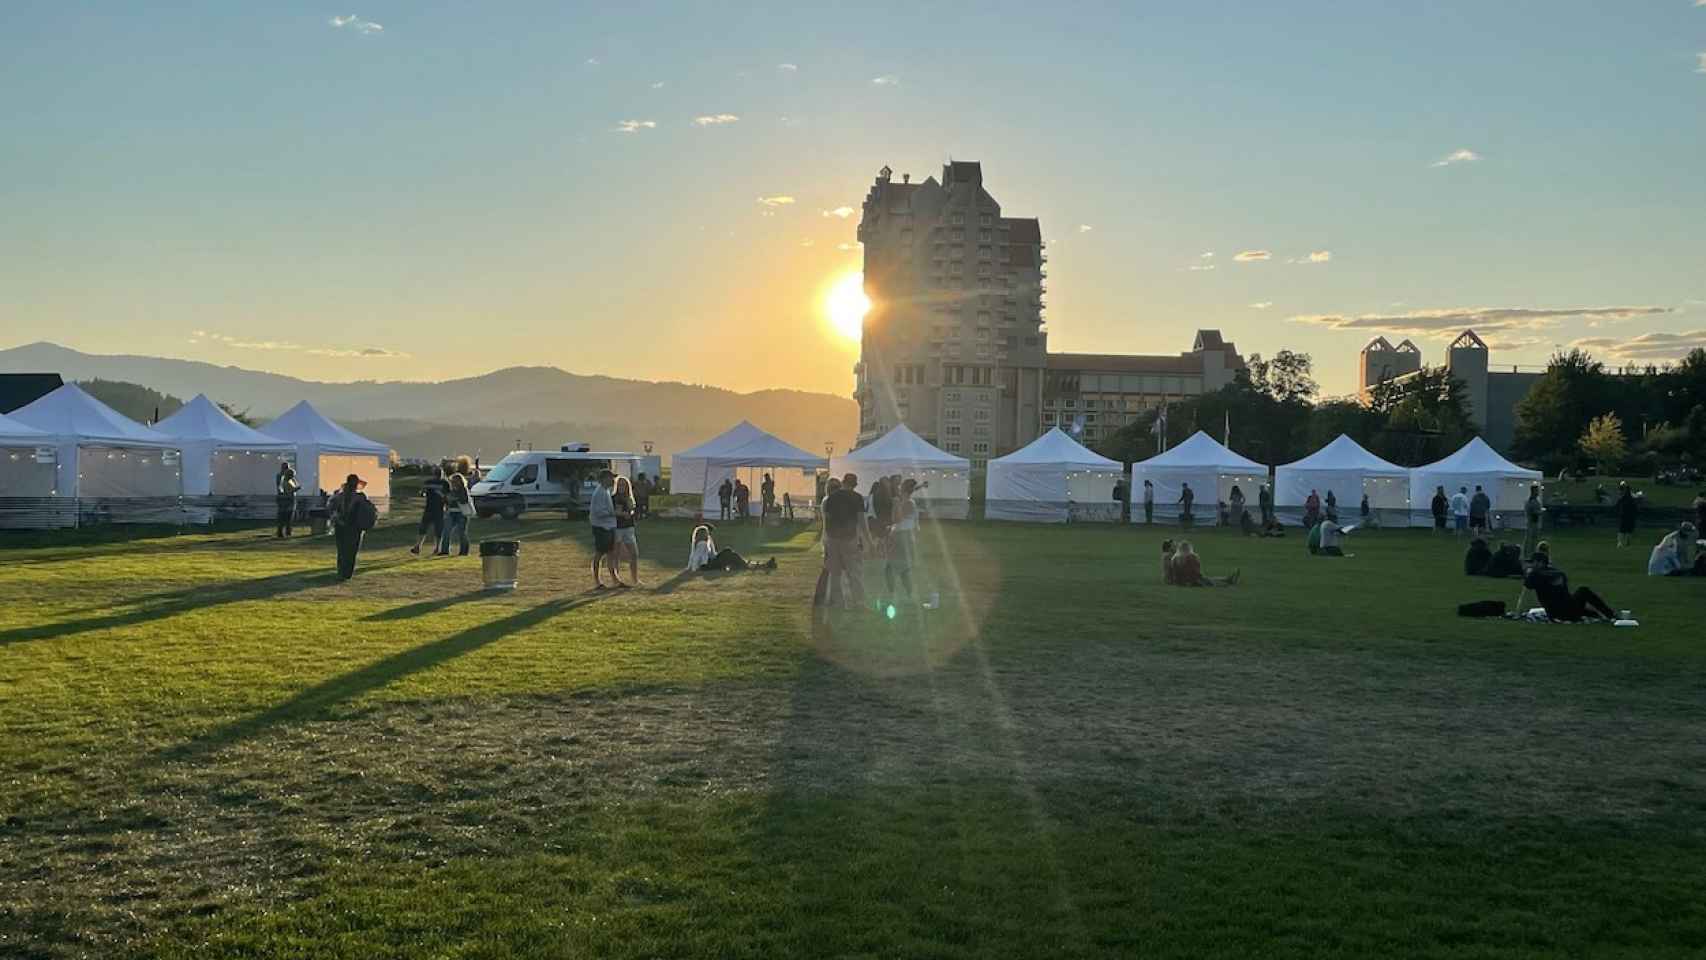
[2,513,1704,958]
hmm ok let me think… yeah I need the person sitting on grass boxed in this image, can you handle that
[1306,518,1350,557]
[1517,542,1618,622]
[1647,523,1705,577]
[1485,541,1526,578]
[1169,540,1240,587]
[1261,517,1286,537]
[685,524,776,573]
[1161,539,1178,584]
[1464,536,1493,576]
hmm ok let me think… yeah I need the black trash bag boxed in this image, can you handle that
[479,540,521,558]
[1458,600,1507,618]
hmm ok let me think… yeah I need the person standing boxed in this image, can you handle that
[885,478,921,604]
[1359,492,1371,526]
[411,466,449,555]
[1693,490,1706,534]
[1430,485,1449,535]
[1303,490,1322,530]
[1615,481,1638,548]
[1228,485,1247,530]
[717,478,733,521]
[733,478,751,522]
[328,473,375,580]
[1113,475,1129,524]
[1258,483,1274,528]
[274,461,300,539]
[633,472,653,520]
[1324,489,1338,523]
[1178,482,1195,528]
[814,472,869,625]
[760,472,776,521]
[1450,486,1471,537]
[613,475,642,586]
[438,470,472,557]
[589,469,622,588]
[1522,484,1544,559]
[1142,479,1155,525]
[1469,485,1491,535]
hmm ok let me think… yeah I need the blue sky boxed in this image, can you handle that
[2,1,1703,395]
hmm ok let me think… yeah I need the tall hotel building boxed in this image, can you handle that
[853,161,1244,463]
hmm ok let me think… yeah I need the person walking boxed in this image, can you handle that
[1615,481,1638,548]
[717,478,733,521]
[1430,485,1449,535]
[1178,482,1195,528]
[274,461,300,538]
[1469,485,1491,535]
[411,466,448,555]
[1522,483,1544,559]
[813,472,869,626]
[438,470,472,556]
[1142,479,1155,525]
[1450,486,1471,537]
[613,475,642,586]
[589,469,622,588]
[328,473,375,580]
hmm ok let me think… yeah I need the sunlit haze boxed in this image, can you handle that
[824,273,870,343]
[3,2,1703,396]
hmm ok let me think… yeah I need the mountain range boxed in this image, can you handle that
[0,342,857,460]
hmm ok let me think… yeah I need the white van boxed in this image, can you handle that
[471,444,644,519]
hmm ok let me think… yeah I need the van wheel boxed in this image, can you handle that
[501,506,522,521]
[476,510,495,520]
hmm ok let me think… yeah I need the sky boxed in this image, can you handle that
[2,1,1704,397]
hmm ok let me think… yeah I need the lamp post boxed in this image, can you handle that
[643,440,655,455]
[824,441,835,458]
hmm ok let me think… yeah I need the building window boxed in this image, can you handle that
[951,214,965,225]
[973,408,991,421]
[1024,336,1038,346]
[1085,413,1097,424]
[979,214,992,226]
[1064,399,1077,409]
[945,390,961,402]
[945,408,962,420]
[972,442,989,454]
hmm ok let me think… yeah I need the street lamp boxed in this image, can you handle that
[824,441,835,458]
[642,440,655,455]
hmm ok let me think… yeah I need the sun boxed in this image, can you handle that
[824,272,870,342]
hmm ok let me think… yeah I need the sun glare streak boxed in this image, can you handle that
[825,272,870,341]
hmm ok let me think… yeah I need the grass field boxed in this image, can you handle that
[3,512,1705,958]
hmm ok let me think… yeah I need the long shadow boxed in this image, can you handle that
[362,590,492,622]
[650,569,698,596]
[156,591,612,764]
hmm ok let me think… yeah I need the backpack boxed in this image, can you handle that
[352,495,378,531]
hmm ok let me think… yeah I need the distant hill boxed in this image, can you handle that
[76,379,186,425]
[0,342,856,458]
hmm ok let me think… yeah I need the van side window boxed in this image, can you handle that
[545,459,575,484]
[511,464,538,485]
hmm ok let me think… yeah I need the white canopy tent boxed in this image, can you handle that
[1409,437,1543,527]
[8,383,183,526]
[830,424,971,520]
[156,395,298,521]
[260,401,391,511]
[0,412,59,528]
[1129,431,1268,525]
[986,427,1125,523]
[1274,434,1410,526]
[671,421,827,518]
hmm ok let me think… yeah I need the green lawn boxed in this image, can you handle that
[2,514,1704,958]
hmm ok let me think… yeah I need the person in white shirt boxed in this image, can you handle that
[588,469,622,588]
[1647,523,1703,576]
[686,524,717,571]
[1449,486,1471,537]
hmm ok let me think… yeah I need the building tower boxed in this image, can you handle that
[1358,336,1422,403]
[853,161,1047,463]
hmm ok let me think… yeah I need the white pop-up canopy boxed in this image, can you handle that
[671,420,827,518]
[830,424,972,520]
[1129,431,1268,525]
[1274,434,1409,525]
[986,427,1125,523]
[261,400,391,507]
[0,412,57,526]
[155,395,298,518]
[7,384,184,524]
[1409,436,1543,521]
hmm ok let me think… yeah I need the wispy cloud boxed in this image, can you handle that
[650,80,665,89]
[1200,252,1215,259]
[778,63,798,72]
[1289,250,1332,264]
[1572,329,1706,362]
[1187,264,1216,272]
[194,331,409,359]
[1431,148,1481,167]
[871,75,901,86]
[1292,305,1674,336]
[1250,302,1274,310]
[837,242,859,251]
[822,206,855,219]
[800,239,815,248]
[1233,250,1271,262]
[613,119,656,134]
[584,57,601,66]
[756,195,796,207]
[328,14,382,34]
[1077,224,1093,233]
[692,113,740,126]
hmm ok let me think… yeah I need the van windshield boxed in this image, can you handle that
[481,461,523,484]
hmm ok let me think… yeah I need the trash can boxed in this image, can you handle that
[308,508,330,537]
[480,539,520,591]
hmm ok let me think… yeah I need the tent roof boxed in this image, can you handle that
[0,410,49,443]
[155,395,295,450]
[260,400,389,455]
[1135,430,1265,470]
[712,429,826,468]
[992,427,1121,468]
[674,420,769,460]
[839,424,968,468]
[1279,434,1406,474]
[1416,436,1542,478]
[8,383,179,448]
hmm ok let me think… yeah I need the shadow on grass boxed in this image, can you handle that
[156,591,613,764]
[362,590,493,622]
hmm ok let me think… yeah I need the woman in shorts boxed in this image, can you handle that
[613,475,642,587]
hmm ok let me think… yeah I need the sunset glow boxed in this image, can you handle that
[825,272,870,342]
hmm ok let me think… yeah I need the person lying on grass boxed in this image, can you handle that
[1516,542,1618,623]
[1306,519,1351,557]
[1647,523,1705,577]
[1169,540,1239,587]
[685,524,776,573]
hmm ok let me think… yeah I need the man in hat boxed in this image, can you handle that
[328,473,374,580]
[589,469,622,588]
